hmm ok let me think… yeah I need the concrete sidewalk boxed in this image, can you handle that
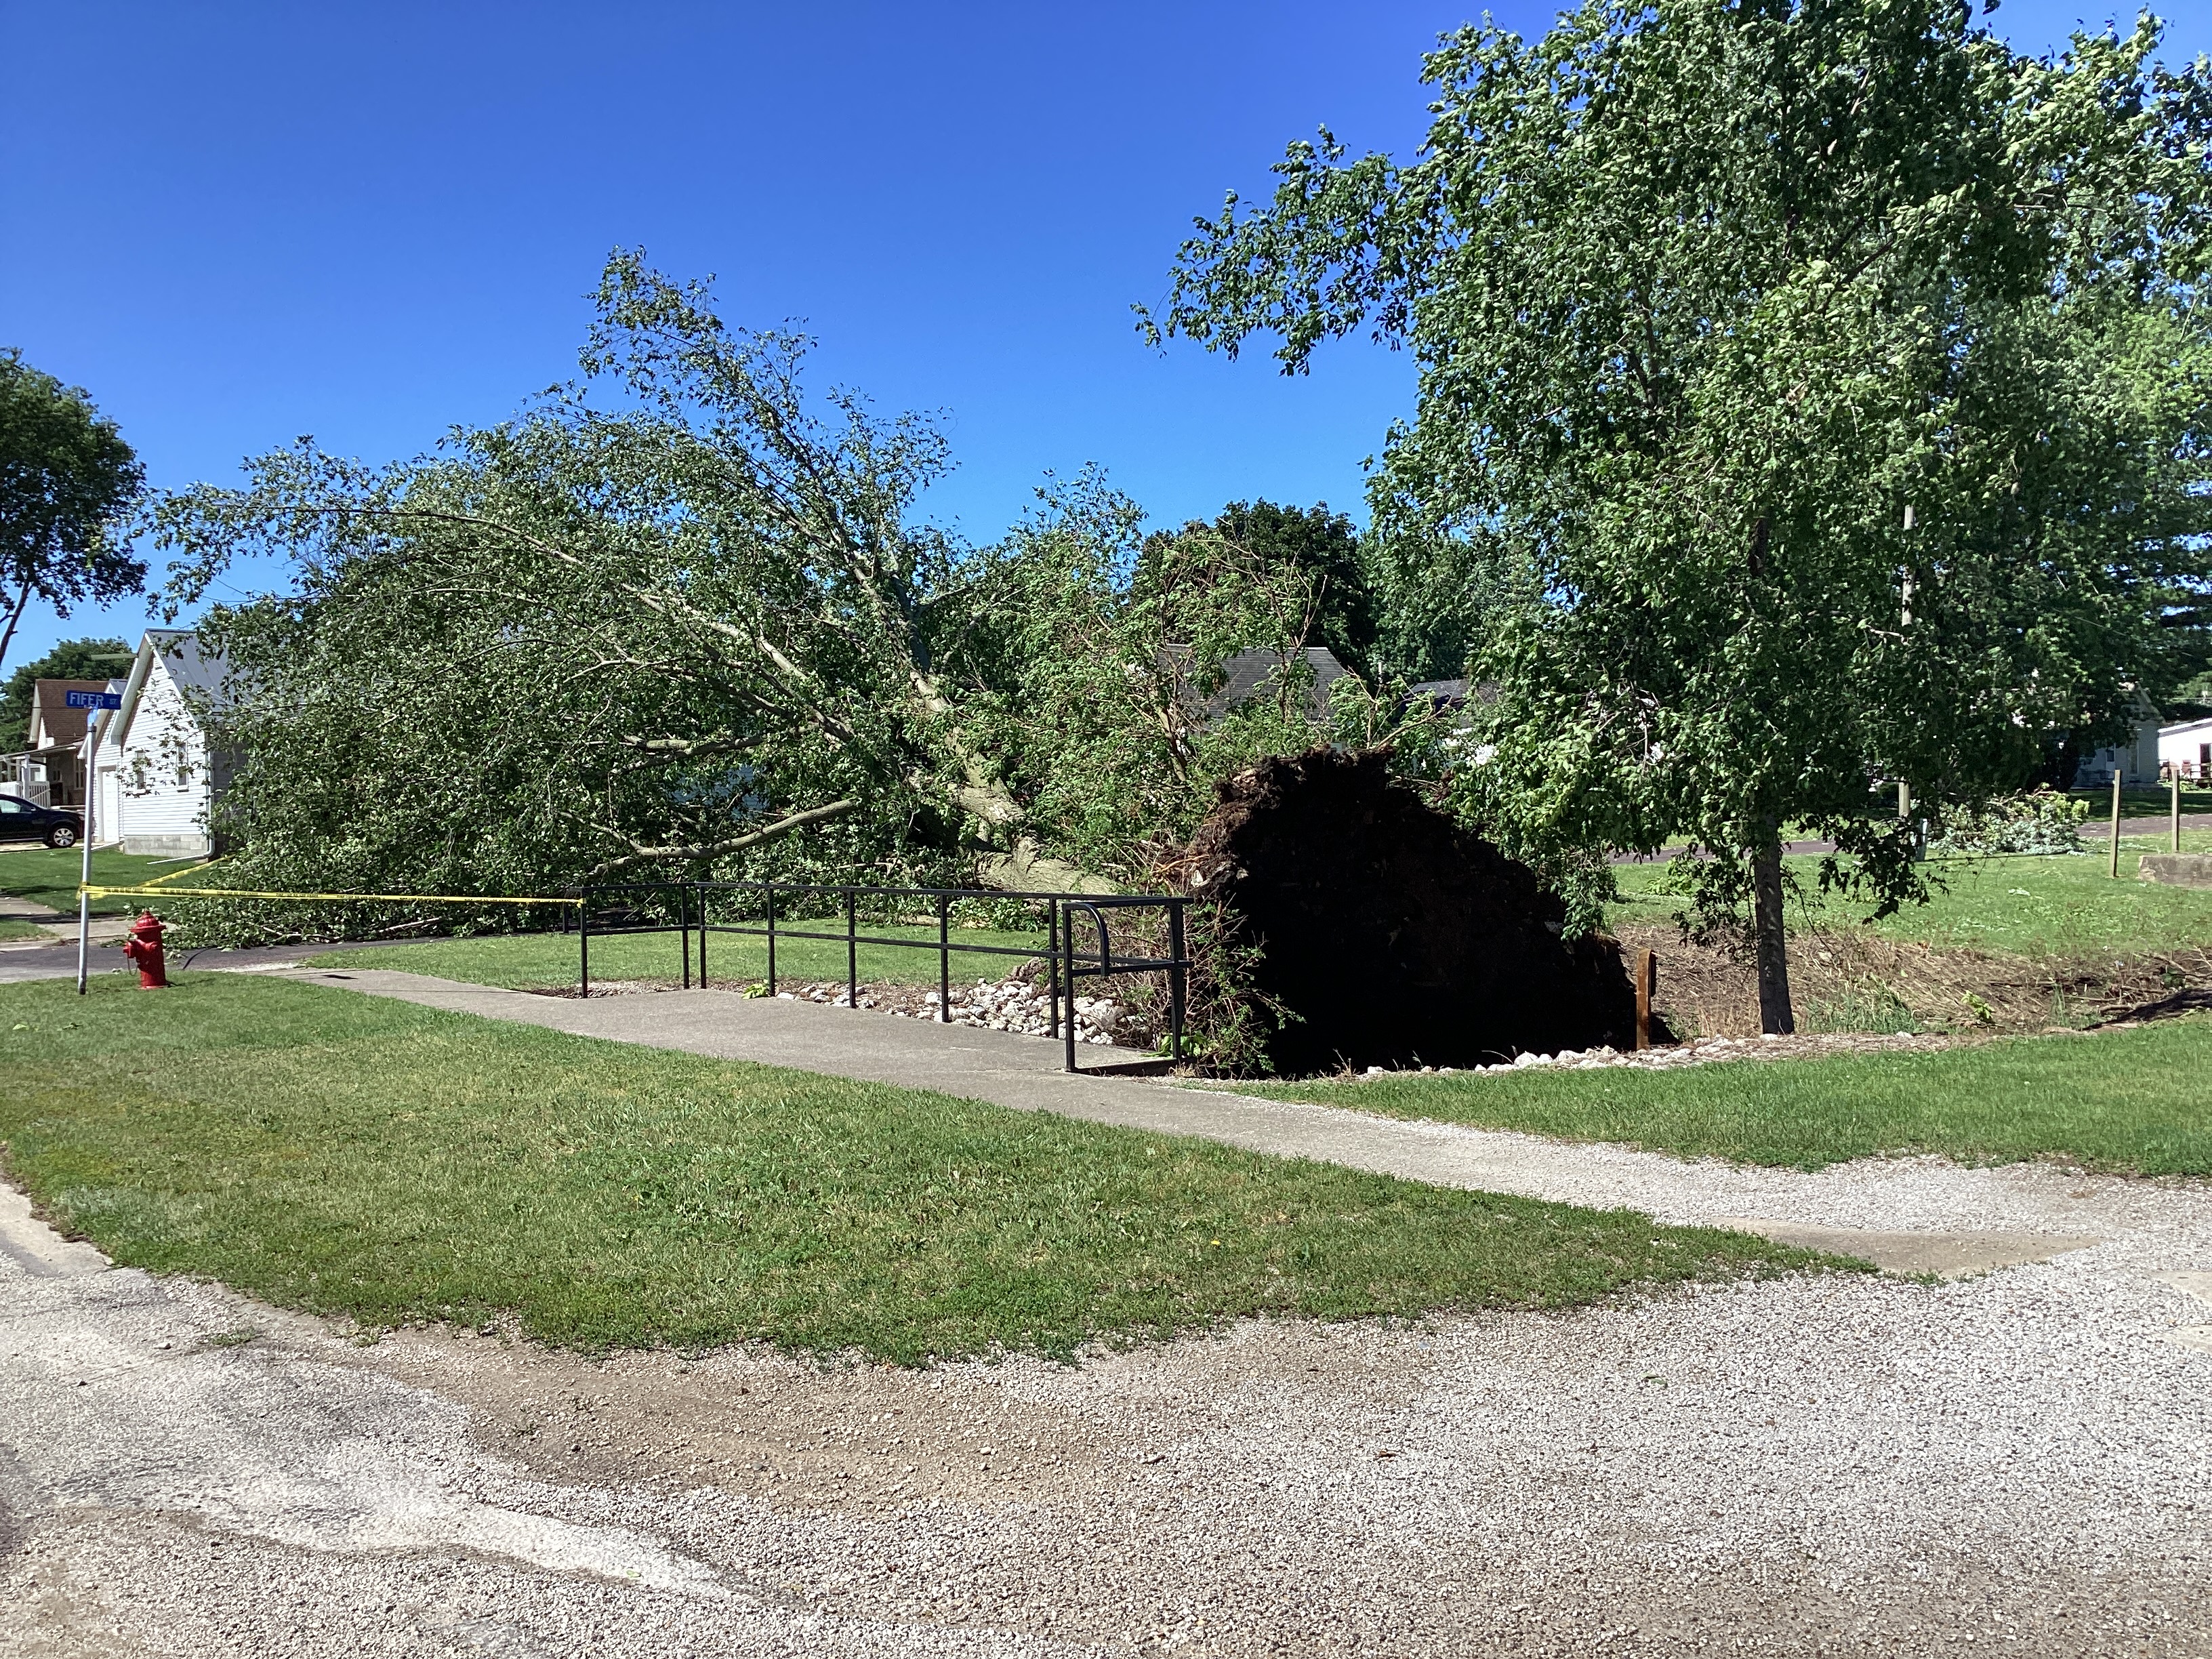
[274,968,2113,1278]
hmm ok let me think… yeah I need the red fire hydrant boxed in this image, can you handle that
[121,911,170,989]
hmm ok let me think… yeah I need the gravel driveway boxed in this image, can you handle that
[5,1116,2210,1656]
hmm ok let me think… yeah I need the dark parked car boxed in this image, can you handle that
[0,793,82,848]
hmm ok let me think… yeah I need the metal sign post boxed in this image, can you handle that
[74,701,117,995]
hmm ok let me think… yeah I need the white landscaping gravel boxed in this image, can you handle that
[1353,1028,1974,1079]
[6,1115,2211,1654]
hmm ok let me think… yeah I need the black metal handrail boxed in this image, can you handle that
[569,878,1187,1073]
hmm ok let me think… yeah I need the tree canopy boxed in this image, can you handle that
[1151,499,1378,676]
[0,350,145,674]
[149,255,1376,919]
[1150,0,2212,1029]
[0,636,132,754]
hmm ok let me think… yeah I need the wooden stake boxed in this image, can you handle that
[1635,948,1657,1050]
[2110,767,2124,879]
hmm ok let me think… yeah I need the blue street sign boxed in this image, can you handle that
[65,691,122,710]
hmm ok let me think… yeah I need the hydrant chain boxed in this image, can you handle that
[121,910,171,989]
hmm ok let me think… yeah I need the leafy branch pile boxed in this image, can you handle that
[1926,790,2089,858]
[145,256,1435,947]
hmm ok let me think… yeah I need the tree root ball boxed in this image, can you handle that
[1172,749,1636,1074]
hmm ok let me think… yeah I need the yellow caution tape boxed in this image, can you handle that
[83,884,581,907]
[138,857,224,889]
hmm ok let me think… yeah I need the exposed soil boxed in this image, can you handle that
[339,1319,1136,1517]
[1167,749,1638,1073]
[1616,920,2212,1040]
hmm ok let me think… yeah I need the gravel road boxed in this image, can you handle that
[6,1118,2211,1656]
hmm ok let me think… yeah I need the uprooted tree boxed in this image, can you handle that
[1173,748,1639,1073]
[146,253,1399,926]
[1149,0,2212,1031]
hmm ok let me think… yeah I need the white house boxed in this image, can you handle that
[2070,688,2165,787]
[2159,716,2212,782]
[90,630,232,857]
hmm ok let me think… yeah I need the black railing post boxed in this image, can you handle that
[937,893,950,1023]
[564,879,1181,1058]
[1168,897,1186,1065]
[1063,904,1078,1073]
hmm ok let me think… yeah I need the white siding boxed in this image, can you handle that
[2159,718,2212,781]
[2072,721,2162,787]
[110,653,214,855]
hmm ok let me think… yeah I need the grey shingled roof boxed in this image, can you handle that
[1199,647,1351,721]
[146,629,231,705]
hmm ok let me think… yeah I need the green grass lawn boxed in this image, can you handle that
[1611,832,2212,958]
[0,918,51,942]
[0,847,206,917]
[304,919,1054,991]
[0,973,1817,1360]
[1233,1017,2212,1174]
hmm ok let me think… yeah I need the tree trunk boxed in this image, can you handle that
[1750,832,1795,1034]
[972,836,1120,896]
[0,580,31,678]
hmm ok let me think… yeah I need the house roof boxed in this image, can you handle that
[1201,647,1351,721]
[146,629,230,703]
[108,628,232,752]
[2160,716,2212,737]
[27,680,108,750]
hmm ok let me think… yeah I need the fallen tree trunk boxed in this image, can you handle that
[1168,749,1637,1074]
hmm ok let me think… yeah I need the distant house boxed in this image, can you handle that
[3,679,110,806]
[2070,689,2164,787]
[1189,647,1352,723]
[2160,716,2212,783]
[90,630,234,856]
[1406,677,1471,709]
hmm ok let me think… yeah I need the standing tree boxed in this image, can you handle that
[0,350,145,673]
[0,637,133,753]
[1148,0,2212,1030]
[1183,499,1377,677]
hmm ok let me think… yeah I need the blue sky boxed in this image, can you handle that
[3,1,2204,663]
